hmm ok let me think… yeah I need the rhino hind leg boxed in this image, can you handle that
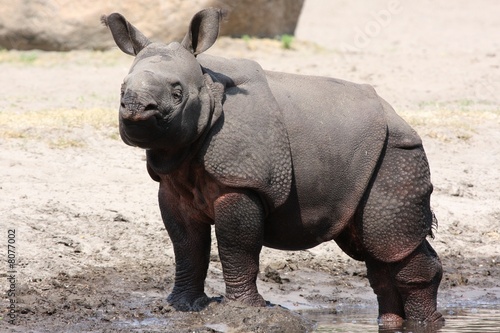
[344,132,443,323]
[366,240,443,324]
[365,259,405,324]
[392,240,443,322]
[358,142,435,263]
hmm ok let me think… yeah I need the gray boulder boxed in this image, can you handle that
[0,0,304,51]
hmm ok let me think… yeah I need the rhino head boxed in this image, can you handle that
[102,9,224,160]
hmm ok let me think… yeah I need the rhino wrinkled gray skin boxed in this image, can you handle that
[102,8,443,325]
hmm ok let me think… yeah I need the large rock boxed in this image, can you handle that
[0,0,304,51]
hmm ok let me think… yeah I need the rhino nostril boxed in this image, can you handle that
[144,103,158,111]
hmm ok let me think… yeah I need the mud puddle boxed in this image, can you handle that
[301,302,500,332]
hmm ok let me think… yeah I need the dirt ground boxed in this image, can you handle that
[1,0,499,332]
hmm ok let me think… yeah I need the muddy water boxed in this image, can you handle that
[303,305,500,332]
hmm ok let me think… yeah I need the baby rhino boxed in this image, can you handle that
[102,8,443,325]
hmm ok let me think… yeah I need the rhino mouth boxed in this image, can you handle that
[119,112,165,147]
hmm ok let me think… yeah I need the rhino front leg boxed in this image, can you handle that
[214,191,266,306]
[158,187,211,311]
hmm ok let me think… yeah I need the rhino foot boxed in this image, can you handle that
[425,310,444,323]
[379,311,444,331]
[167,292,210,312]
[224,292,267,307]
[378,313,404,327]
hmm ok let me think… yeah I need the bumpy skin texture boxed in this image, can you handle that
[197,55,293,210]
[102,8,443,324]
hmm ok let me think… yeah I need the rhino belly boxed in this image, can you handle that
[262,175,347,250]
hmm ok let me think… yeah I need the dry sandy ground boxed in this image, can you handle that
[1,0,499,332]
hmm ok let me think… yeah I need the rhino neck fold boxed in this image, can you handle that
[146,148,190,175]
[202,72,224,127]
[146,125,213,175]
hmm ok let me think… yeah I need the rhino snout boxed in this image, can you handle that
[120,103,160,122]
[120,91,160,122]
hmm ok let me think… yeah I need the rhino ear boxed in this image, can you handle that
[101,13,151,56]
[181,8,224,56]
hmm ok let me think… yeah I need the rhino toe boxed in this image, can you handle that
[167,292,210,312]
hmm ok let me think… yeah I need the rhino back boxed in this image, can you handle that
[265,71,388,241]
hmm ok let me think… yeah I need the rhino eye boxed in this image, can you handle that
[172,88,183,104]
